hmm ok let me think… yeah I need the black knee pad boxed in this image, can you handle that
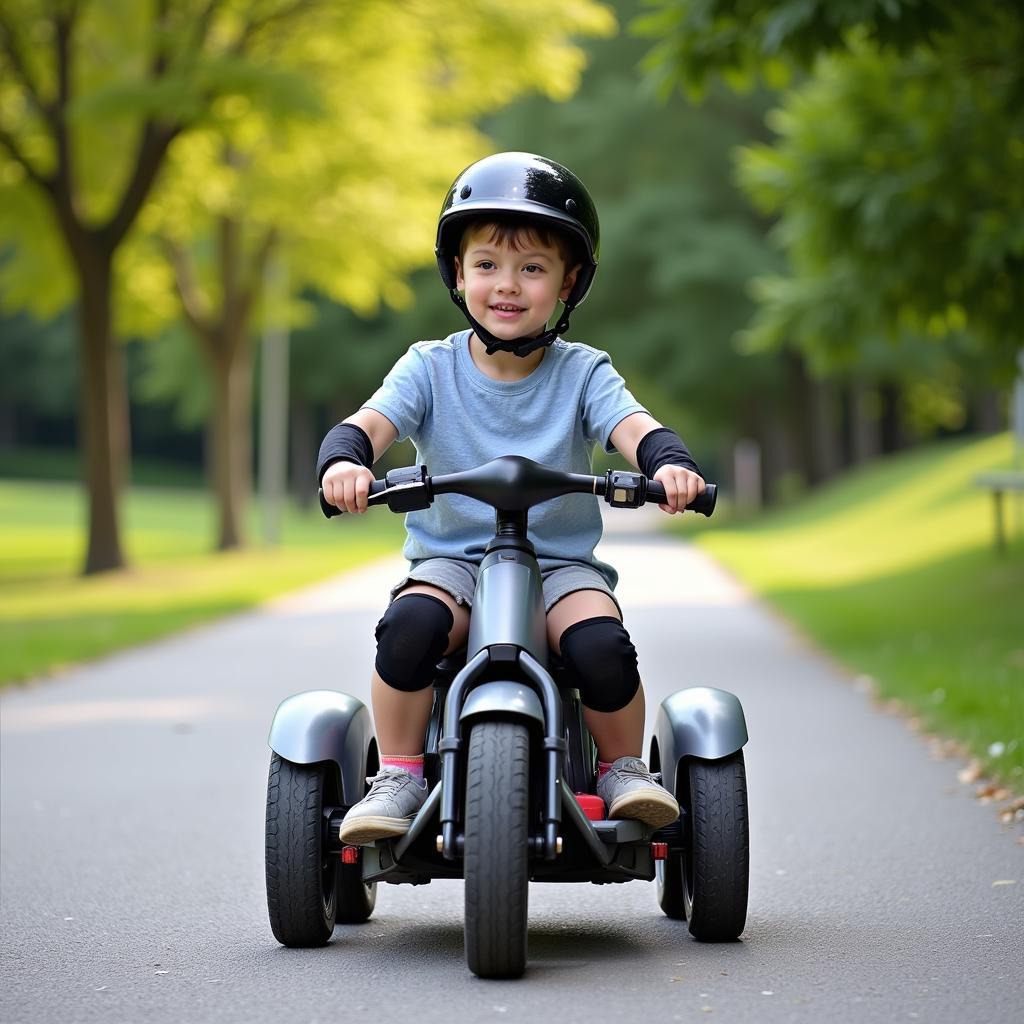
[374,593,454,692]
[558,615,640,713]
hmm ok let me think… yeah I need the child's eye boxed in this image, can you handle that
[476,260,495,270]
[524,264,544,274]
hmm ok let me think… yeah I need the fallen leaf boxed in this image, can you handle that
[958,762,983,785]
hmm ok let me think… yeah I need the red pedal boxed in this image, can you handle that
[341,845,360,864]
[574,793,606,821]
[651,842,668,861]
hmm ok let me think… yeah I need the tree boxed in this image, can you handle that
[0,0,336,572]
[638,0,1024,391]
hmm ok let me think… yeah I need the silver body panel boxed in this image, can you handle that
[459,681,545,726]
[466,553,547,662]
[267,689,374,806]
[652,686,748,796]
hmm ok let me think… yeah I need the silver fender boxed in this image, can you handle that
[459,681,545,728]
[268,690,375,806]
[651,687,748,797]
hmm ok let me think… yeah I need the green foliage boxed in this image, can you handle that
[120,0,617,335]
[736,35,1024,379]
[638,0,1024,408]
[635,0,961,96]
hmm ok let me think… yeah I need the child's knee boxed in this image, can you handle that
[558,616,640,713]
[374,593,454,692]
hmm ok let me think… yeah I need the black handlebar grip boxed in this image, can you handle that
[319,480,390,518]
[688,483,717,516]
[646,481,717,517]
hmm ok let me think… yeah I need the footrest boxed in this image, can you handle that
[590,819,649,844]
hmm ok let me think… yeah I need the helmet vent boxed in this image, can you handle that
[460,185,472,199]
[565,198,577,214]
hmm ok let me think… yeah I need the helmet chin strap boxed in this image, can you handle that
[449,290,573,358]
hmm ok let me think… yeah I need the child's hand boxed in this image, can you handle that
[652,465,705,515]
[321,460,375,514]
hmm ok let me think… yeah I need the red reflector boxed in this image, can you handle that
[651,842,669,861]
[341,846,359,864]
[574,793,606,821]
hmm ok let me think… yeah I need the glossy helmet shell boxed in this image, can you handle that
[435,152,600,308]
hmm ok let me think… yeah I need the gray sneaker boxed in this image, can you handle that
[596,756,680,829]
[339,768,429,846]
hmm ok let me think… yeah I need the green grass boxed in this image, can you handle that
[683,433,1024,788]
[0,479,404,685]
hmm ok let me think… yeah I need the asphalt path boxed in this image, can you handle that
[1,511,1021,1024]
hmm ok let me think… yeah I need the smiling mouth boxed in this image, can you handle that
[491,304,525,314]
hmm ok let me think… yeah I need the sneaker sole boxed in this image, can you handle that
[606,791,680,830]
[339,815,412,846]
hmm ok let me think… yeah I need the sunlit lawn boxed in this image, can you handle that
[681,433,1024,788]
[0,480,404,685]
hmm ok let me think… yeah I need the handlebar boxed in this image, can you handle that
[318,455,716,520]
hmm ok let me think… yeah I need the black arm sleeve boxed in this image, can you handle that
[316,422,374,484]
[635,427,702,479]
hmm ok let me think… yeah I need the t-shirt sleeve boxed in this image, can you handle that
[580,354,648,453]
[361,346,431,443]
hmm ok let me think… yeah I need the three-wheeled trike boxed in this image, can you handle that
[265,455,749,978]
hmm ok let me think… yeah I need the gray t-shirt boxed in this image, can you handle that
[363,329,647,588]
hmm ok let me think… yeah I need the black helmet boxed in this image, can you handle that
[435,152,600,357]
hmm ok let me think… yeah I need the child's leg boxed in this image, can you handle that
[547,589,678,827]
[340,584,469,846]
[546,589,644,760]
[371,584,470,753]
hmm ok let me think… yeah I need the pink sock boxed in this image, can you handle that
[597,760,614,780]
[381,753,425,785]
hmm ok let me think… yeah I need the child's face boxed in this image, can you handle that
[455,225,579,342]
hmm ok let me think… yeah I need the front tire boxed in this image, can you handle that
[463,720,530,978]
[265,754,376,946]
[682,752,748,940]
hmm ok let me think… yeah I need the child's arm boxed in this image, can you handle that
[609,412,705,516]
[320,409,398,514]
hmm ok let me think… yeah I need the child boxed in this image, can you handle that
[318,152,706,846]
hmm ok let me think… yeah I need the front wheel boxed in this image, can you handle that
[658,752,748,940]
[463,720,531,978]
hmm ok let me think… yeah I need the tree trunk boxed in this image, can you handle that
[971,388,1004,434]
[804,373,843,484]
[77,253,127,574]
[209,338,253,550]
[848,376,882,466]
[879,383,909,453]
[289,397,314,505]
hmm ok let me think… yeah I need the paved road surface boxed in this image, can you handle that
[2,514,1021,1023]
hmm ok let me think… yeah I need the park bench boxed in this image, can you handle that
[975,470,1024,551]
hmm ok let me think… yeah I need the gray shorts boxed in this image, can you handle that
[388,557,622,617]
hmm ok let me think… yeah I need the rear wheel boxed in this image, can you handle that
[265,754,376,946]
[463,720,530,978]
[682,752,748,940]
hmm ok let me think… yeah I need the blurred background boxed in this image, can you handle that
[1,1,1021,788]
